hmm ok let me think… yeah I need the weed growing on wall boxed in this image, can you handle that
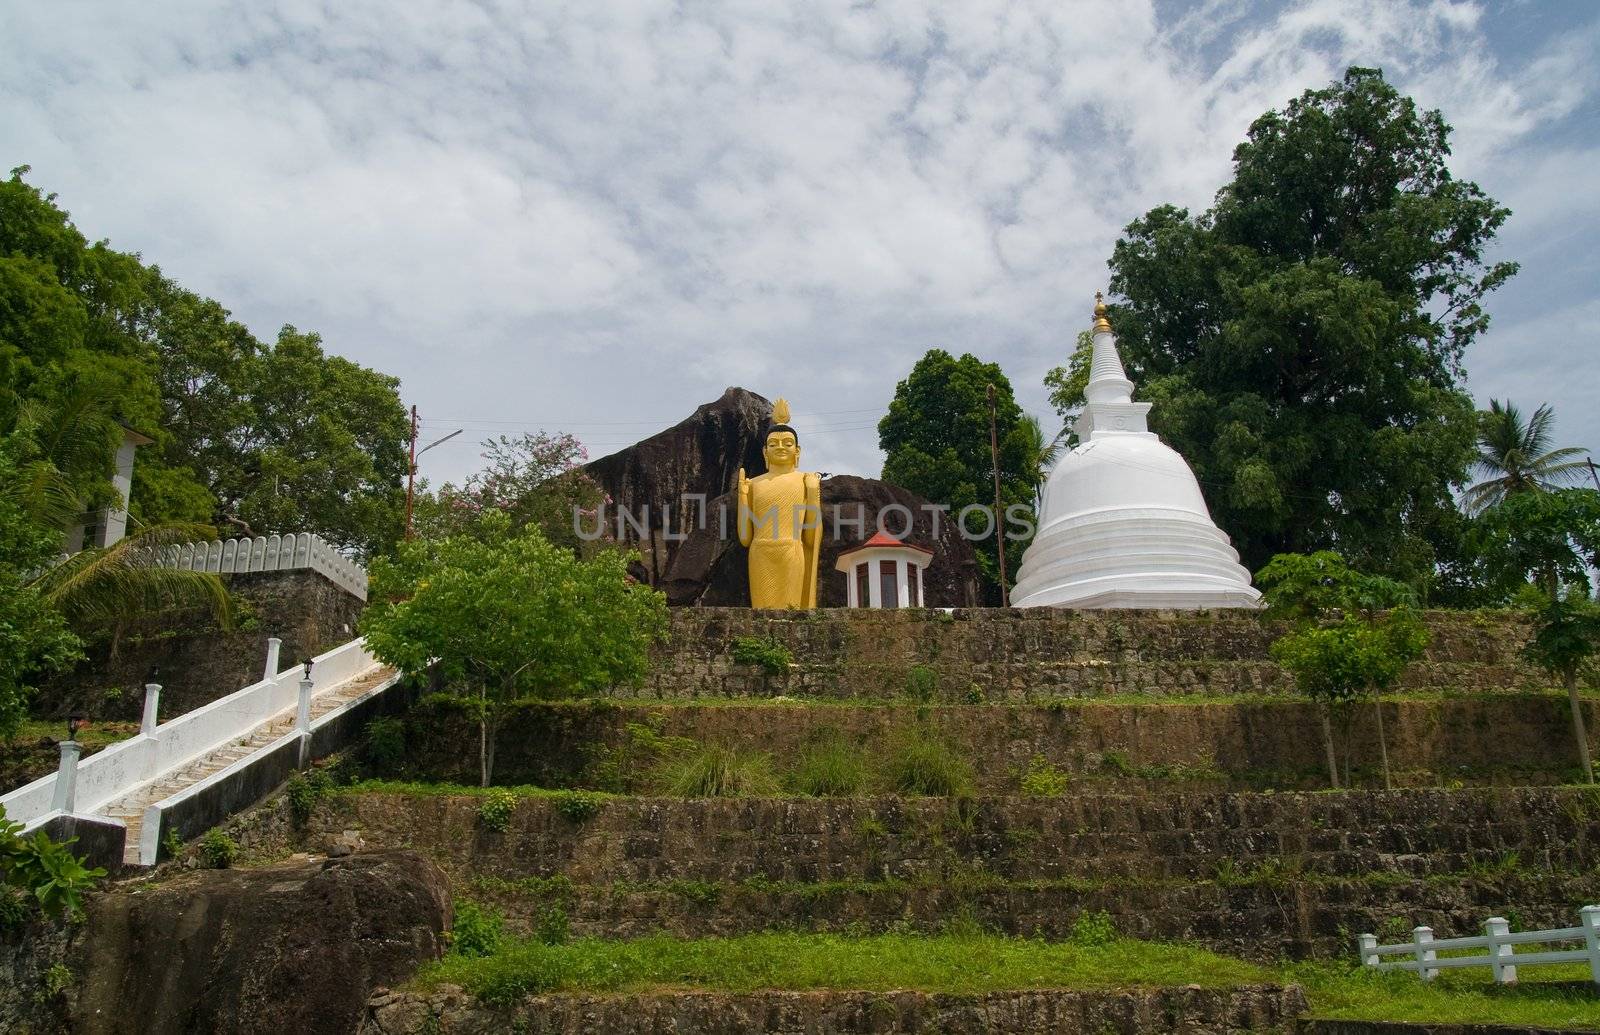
[881,728,973,796]
[1018,755,1071,796]
[478,789,517,832]
[656,744,779,797]
[790,733,868,796]
[199,828,239,869]
[451,898,504,957]
[731,636,792,676]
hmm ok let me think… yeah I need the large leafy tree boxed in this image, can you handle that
[1467,488,1600,600]
[0,168,409,556]
[1072,68,1514,581]
[1464,400,1589,514]
[879,349,1034,595]
[361,511,668,786]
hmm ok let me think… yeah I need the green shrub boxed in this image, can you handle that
[534,902,569,945]
[731,636,792,676]
[1019,755,1071,796]
[0,888,29,930]
[964,684,985,705]
[656,744,780,797]
[364,716,407,772]
[881,730,973,797]
[479,788,517,832]
[162,827,184,862]
[552,791,603,824]
[1070,910,1117,947]
[0,809,106,918]
[904,665,938,703]
[199,828,239,869]
[791,735,868,796]
[286,768,335,825]
[451,898,504,957]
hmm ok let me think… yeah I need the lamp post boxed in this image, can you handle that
[52,713,89,813]
[296,658,315,766]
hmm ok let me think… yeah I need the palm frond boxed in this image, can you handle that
[30,523,232,631]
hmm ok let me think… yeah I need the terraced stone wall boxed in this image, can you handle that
[637,609,1540,702]
[303,788,1600,959]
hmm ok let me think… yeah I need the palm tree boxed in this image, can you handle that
[1463,400,1589,514]
[1016,414,1063,508]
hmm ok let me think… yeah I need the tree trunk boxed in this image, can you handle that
[109,620,125,661]
[1567,670,1594,785]
[479,715,490,788]
[1373,694,1393,791]
[1321,706,1340,789]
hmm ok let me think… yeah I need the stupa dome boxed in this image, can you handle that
[1010,295,1260,610]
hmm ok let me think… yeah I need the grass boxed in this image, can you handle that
[1294,959,1600,1029]
[652,744,780,797]
[789,734,869,796]
[414,931,1273,1004]
[881,728,974,796]
[9,719,140,751]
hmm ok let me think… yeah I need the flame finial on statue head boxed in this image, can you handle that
[1093,292,1112,333]
[772,397,791,426]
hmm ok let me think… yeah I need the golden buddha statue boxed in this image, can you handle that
[738,398,822,609]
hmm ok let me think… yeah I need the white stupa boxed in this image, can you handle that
[1010,294,1260,610]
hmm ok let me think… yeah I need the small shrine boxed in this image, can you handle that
[835,532,933,608]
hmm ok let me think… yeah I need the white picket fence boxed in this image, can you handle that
[1360,907,1600,985]
[157,532,367,600]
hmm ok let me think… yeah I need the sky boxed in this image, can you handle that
[2,0,1597,487]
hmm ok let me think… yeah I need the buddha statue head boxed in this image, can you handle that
[763,397,801,474]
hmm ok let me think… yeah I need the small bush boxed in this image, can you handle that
[286,768,335,825]
[0,888,29,931]
[1019,755,1071,796]
[552,791,603,824]
[657,743,780,797]
[881,730,973,797]
[364,716,407,772]
[964,684,985,705]
[791,735,868,796]
[0,810,106,918]
[451,898,504,957]
[904,665,938,703]
[479,788,517,832]
[1070,910,1117,947]
[534,902,569,945]
[731,636,791,676]
[162,827,185,862]
[199,828,239,869]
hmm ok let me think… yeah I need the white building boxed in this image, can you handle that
[836,532,932,608]
[1010,296,1260,610]
[66,424,153,552]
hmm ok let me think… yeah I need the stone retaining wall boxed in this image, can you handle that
[364,984,1309,1034]
[395,696,1598,792]
[637,609,1542,702]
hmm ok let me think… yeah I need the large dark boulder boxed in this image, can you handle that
[662,474,981,607]
[584,387,774,583]
[74,850,450,1035]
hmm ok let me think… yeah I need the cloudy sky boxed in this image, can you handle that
[3,0,1597,486]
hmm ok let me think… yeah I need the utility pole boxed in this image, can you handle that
[987,383,1008,606]
[405,405,419,540]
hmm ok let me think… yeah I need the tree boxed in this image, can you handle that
[878,349,1034,594]
[360,511,667,785]
[0,449,82,742]
[412,432,604,554]
[1089,68,1514,582]
[1258,551,1427,788]
[1013,415,1062,508]
[1041,329,1094,449]
[1464,400,1590,514]
[1469,488,1600,600]
[1522,591,1600,784]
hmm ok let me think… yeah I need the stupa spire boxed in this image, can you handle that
[1083,291,1137,409]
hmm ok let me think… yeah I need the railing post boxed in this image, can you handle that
[141,683,162,736]
[1582,905,1600,987]
[265,637,283,680]
[296,668,314,767]
[1358,933,1378,969]
[49,740,82,813]
[1413,926,1437,982]
[1484,916,1516,985]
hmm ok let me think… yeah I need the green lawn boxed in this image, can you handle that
[415,929,1600,1027]
[10,719,140,752]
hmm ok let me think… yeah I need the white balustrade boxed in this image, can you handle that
[151,531,366,600]
[1360,908,1600,986]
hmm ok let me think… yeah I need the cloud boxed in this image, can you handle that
[1,0,1595,480]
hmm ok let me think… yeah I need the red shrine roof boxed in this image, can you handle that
[837,531,935,559]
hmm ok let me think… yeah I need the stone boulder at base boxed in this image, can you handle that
[74,850,451,1035]
[662,474,982,607]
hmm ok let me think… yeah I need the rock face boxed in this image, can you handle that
[584,387,774,585]
[585,389,982,607]
[74,851,450,1035]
